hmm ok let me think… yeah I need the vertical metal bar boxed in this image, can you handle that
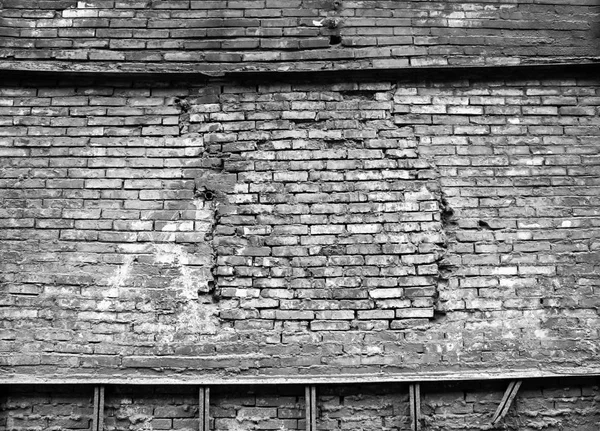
[310,385,317,431]
[414,383,421,431]
[199,387,205,431]
[203,387,210,431]
[409,384,416,431]
[305,386,311,431]
[98,386,105,431]
[92,386,99,431]
[409,384,421,431]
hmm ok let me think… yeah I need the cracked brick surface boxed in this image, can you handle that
[0,1,599,73]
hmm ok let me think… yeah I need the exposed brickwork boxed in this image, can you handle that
[104,386,198,431]
[0,385,94,431]
[419,378,600,431]
[0,68,599,381]
[317,384,409,430]
[208,81,443,329]
[212,386,305,430]
[1,1,599,73]
[1,379,598,430]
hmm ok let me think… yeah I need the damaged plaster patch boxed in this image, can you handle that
[102,192,222,340]
[151,198,221,339]
[108,254,135,289]
[115,404,154,430]
[151,242,210,299]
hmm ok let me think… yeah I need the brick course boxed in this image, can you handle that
[0,1,599,73]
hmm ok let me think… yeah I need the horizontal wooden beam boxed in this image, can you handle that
[2,368,598,386]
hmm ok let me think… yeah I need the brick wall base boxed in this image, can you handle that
[2,378,599,430]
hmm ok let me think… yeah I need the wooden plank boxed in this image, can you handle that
[492,380,522,425]
[496,381,522,424]
[98,386,105,431]
[92,386,99,431]
[310,385,317,431]
[491,381,516,423]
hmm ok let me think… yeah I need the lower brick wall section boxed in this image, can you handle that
[318,384,409,430]
[0,385,94,431]
[212,386,305,431]
[1,379,599,430]
[105,386,198,431]
[419,379,600,431]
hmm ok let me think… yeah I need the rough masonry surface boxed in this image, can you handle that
[1,68,599,382]
[1,0,600,73]
[2,379,599,430]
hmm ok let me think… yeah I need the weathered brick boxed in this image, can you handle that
[0,68,599,393]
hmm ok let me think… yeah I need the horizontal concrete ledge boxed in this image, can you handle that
[0,57,600,80]
[2,368,600,386]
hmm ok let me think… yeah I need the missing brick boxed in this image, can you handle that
[440,195,456,226]
[201,190,215,201]
[322,17,340,29]
[174,97,191,135]
[478,220,491,229]
[340,90,377,100]
[329,35,342,45]
[319,244,346,256]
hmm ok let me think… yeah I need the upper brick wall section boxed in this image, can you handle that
[1,0,599,74]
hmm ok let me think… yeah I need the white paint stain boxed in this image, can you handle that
[107,255,134,289]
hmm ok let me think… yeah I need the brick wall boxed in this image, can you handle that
[1,0,599,73]
[1,66,599,381]
[0,385,94,431]
[104,386,198,431]
[2,379,599,430]
[211,386,305,430]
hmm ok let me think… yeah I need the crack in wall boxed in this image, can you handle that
[174,97,191,136]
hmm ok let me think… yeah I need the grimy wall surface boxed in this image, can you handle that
[1,68,599,383]
[1,0,600,73]
[1,1,600,430]
[2,379,599,430]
